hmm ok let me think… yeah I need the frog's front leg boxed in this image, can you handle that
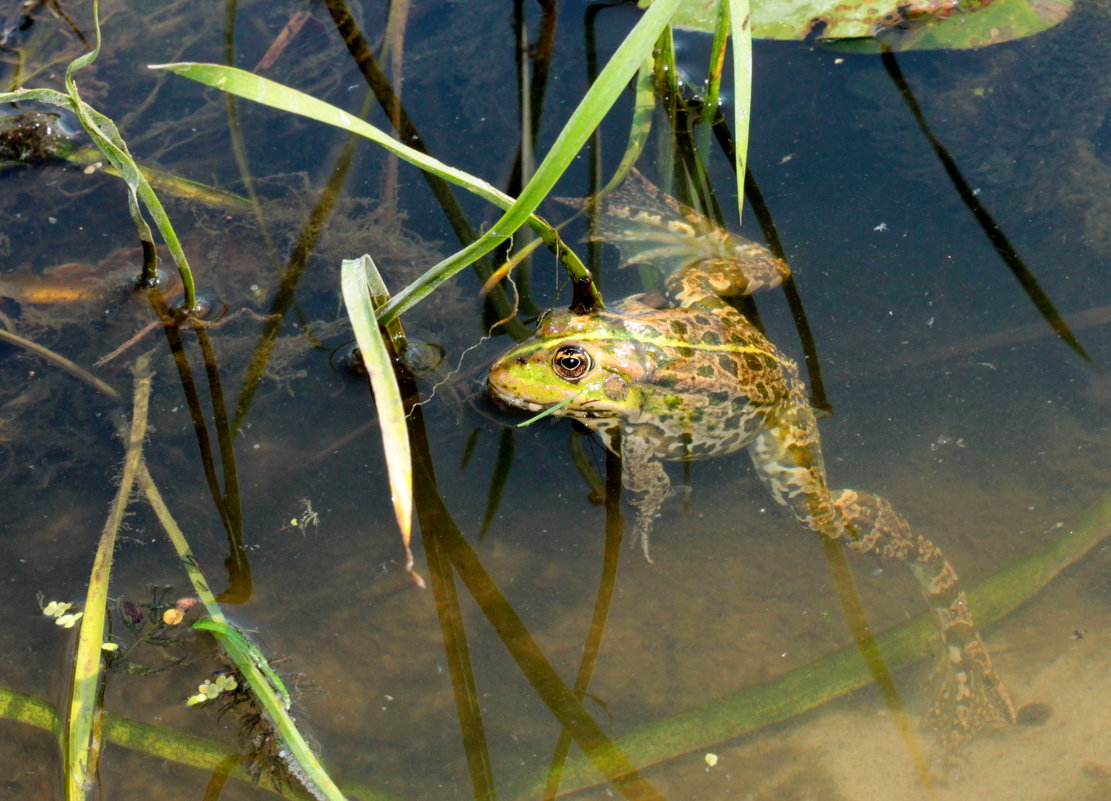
[747,405,1015,748]
[620,426,672,563]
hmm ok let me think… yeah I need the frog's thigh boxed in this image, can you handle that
[746,412,841,537]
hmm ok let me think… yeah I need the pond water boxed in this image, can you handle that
[1,1,1110,799]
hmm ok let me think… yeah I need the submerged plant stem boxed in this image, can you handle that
[65,351,153,800]
[507,488,1111,799]
[0,327,120,402]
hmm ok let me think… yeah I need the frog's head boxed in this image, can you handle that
[487,308,650,423]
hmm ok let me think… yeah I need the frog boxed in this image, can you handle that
[486,171,1016,749]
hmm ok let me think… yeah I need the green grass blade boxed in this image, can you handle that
[729,0,753,224]
[0,5,200,310]
[65,147,251,211]
[158,0,681,321]
[190,618,347,801]
[0,685,401,801]
[377,0,681,323]
[65,353,153,799]
[341,256,422,587]
[152,61,591,312]
[135,462,226,624]
[63,0,197,309]
[696,3,731,161]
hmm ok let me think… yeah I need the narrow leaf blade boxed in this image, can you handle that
[340,256,421,587]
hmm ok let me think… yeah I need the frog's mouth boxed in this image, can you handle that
[486,380,545,413]
[485,368,546,413]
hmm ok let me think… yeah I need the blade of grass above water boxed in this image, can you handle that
[158,0,683,322]
[151,61,589,303]
[341,256,421,587]
[0,0,199,310]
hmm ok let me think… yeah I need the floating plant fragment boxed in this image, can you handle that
[42,600,74,617]
[186,673,239,706]
[649,0,1072,49]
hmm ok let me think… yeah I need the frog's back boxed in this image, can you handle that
[615,295,794,461]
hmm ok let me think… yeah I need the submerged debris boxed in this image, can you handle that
[0,112,77,166]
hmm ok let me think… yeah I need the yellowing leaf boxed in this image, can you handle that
[341,256,423,588]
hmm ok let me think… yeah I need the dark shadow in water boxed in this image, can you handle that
[478,426,515,540]
[401,361,671,801]
[321,0,529,337]
[149,292,252,604]
[821,536,932,787]
[881,47,1094,365]
[543,446,626,801]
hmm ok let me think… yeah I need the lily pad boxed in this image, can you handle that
[649,0,1073,49]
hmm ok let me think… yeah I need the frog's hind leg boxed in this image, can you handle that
[747,409,1015,749]
[833,489,1016,748]
[664,252,791,308]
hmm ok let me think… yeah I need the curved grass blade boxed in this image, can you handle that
[341,256,422,587]
[0,327,120,401]
[190,618,346,801]
[0,3,199,311]
[152,60,593,313]
[159,0,682,322]
[65,352,153,800]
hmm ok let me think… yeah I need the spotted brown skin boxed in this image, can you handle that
[487,177,1015,749]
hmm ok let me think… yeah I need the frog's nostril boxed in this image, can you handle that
[515,356,527,365]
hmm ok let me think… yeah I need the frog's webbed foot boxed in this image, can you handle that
[924,625,1016,750]
[833,489,1016,749]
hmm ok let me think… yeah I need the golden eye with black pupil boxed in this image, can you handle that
[551,345,591,381]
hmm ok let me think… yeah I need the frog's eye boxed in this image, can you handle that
[551,345,592,381]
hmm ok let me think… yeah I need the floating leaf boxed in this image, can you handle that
[651,0,1072,49]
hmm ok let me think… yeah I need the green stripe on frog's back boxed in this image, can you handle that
[506,327,782,362]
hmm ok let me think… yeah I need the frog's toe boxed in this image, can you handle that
[925,649,1016,750]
